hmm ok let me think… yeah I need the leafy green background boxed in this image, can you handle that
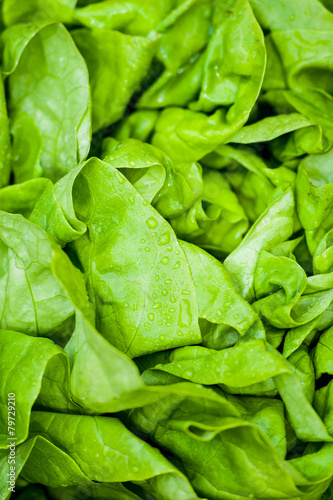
[1,0,333,499]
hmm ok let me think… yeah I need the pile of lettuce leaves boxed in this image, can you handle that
[3,0,333,499]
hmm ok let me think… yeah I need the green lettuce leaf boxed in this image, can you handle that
[8,23,91,181]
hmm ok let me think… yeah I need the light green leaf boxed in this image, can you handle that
[8,24,91,181]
